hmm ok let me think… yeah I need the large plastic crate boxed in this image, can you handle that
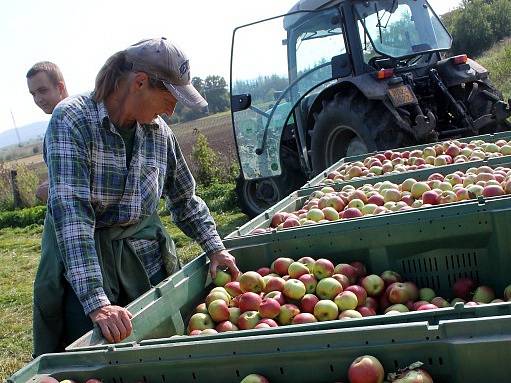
[304,131,511,189]
[10,316,511,383]
[224,156,511,239]
[67,192,511,351]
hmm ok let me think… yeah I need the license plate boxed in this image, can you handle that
[387,84,417,107]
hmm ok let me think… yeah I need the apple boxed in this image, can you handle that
[264,291,286,305]
[387,283,410,304]
[195,302,208,314]
[205,291,230,306]
[412,301,431,311]
[483,185,505,197]
[348,355,385,383]
[345,285,367,306]
[188,313,214,332]
[300,293,320,313]
[298,273,318,294]
[288,261,310,279]
[332,273,351,289]
[465,301,479,307]
[473,286,495,303]
[367,194,385,206]
[504,284,511,300]
[419,288,436,302]
[208,299,230,322]
[453,278,476,300]
[307,208,325,222]
[271,212,288,228]
[282,217,300,228]
[263,276,286,293]
[213,269,232,287]
[238,310,262,330]
[240,374,269,383]
[283,279,307,300]
[313,299,339,321]
[313,258,335,280]
[417,303,438,311]
[422,190,440,205]
[292,312,318,324]
[343,208,364,219]
[238,292,262,313]
[334,263,359,284]
[350,261,367,278]
[403,282,419,301]
[84,380,103,383]
[380,270,402,286]
[258,298,281,319]
[334,291,358,311]
[339,309,363,319]
[384,304,409,313]
[239,271,266,293]
[257,318,278,328]
[357,306,376,317]
[254,323,271,329]
[316,277,343,300]
[431,297,450,308]
[224,281,243,297]
[322,206,340,221]
[271,257,294,276]
[361,274,384,297]
[257,267,271,277]
[277,304,300,325]
[215,321,238,332]
[326,195,346,212]
[228,307,241,324]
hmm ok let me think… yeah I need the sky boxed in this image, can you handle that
[0,0,462,133]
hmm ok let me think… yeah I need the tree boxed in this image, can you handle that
[203,75,230,114]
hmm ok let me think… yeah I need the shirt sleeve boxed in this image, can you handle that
[163,131,225,256]
[44,104,111,315]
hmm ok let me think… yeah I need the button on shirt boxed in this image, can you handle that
[44,93,225,315]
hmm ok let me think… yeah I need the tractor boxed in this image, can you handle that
[230,0,511,217]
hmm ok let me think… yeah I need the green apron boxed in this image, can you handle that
[32,211,179,357]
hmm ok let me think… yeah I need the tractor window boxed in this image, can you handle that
[355,0,451,59]
[292,8,346,94]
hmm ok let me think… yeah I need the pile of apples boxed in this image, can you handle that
[253,164,511,233]
[239,356,434,383]
[321,138,511,185]
[186,257,511,336]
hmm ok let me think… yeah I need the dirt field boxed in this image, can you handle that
[4,112,238,179]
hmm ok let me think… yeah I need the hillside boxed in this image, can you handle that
[477,38,511,101]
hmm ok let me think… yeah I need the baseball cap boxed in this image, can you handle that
[124,37,208,110]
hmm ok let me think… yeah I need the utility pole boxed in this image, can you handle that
[10,109,22,147]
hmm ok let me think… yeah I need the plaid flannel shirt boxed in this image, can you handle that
[44,93,225,315]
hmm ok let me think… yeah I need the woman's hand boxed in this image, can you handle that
[89,305,133,343]
[209,249,241,281]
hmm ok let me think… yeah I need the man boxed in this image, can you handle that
[26,61,69,203]
[33,38,240,356]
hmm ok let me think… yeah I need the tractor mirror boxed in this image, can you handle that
[331,54,352,78]
[231,94,252,112]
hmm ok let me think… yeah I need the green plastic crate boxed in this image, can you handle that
[224,156,511,238]
[67,192,511,351]
[304,131,511,189]
[10,316,511,383]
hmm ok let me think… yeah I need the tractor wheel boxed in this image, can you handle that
[464,79,511,133]
[235,175,286,218]
[310,90,410,174]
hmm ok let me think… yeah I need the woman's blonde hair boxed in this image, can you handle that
[93,51,167,103]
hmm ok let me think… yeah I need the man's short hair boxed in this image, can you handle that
[26,61,65,87]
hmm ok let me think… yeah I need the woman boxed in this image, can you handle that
[33,38,240,356]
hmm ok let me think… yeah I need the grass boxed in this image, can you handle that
[478,38,511,101]
[0,190,248,381]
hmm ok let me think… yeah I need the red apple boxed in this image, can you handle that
[386,283,410,304]
[343,208,364,219]
[215,321,239,332]
[239,271,266,293]
[264,291,286,305]
[257,267,271,276]
[348,355,385,383]
[380,270,402,286]
[238,292,262,313]
[346,285,367,306]
[300,293,320,313]
[422,190,440,205]
[313,258,335,280]
[263,276,286,293]
[334,263,359,284]
[332,273,351,289]
[225,281,243,297]
[277,304,300,325]
[238,310,262,330]
[417,303,438,311]
[357,306,376,317]
[257,318,278,328]
[292,312,318,324]
[208,299,230,322]
[453,278,476,300]
[258,298,281,319]
[271,257,294,276]
[350,261,367,278]
[298,273,318,294]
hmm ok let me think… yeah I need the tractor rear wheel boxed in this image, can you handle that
[310,90,411,174]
